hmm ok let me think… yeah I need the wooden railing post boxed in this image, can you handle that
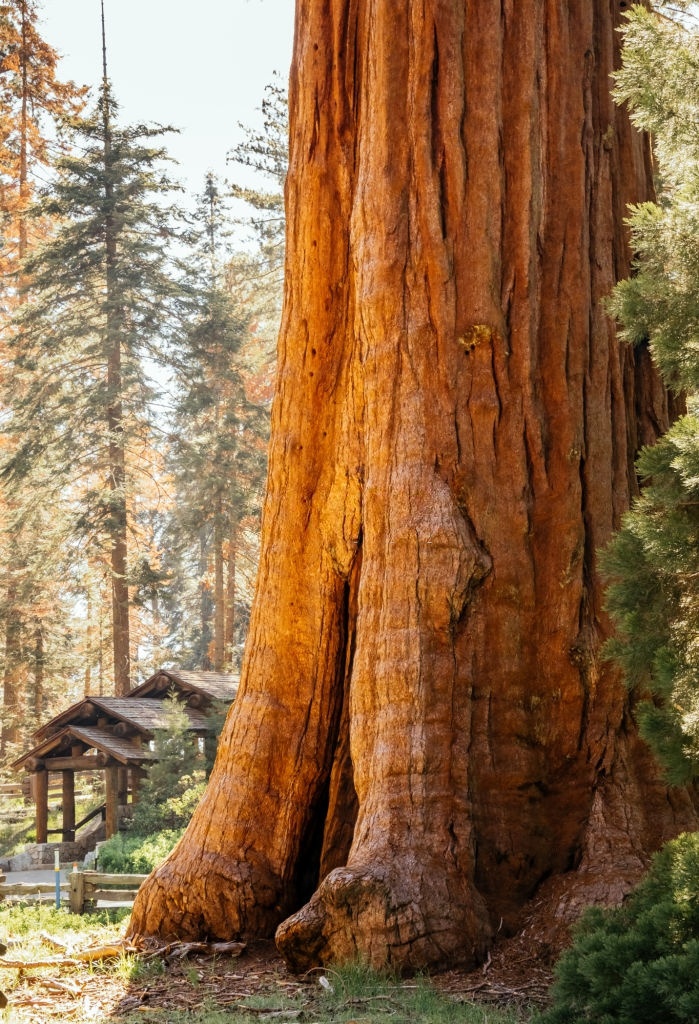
[69,870,84,914]
[1,872,145,912]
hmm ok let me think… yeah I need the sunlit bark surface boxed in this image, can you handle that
[129,0,698,970]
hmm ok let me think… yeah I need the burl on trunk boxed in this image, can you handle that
[129,0,699,970]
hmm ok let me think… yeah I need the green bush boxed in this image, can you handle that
[97,828,184,873]
[538,832,699,1024]
[126,777,206,835]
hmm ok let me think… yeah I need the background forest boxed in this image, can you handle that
[0,0,286,758]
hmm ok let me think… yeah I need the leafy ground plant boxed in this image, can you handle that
[96,829,184,873]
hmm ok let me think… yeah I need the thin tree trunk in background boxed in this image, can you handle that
[2,1,32,752]
[1,589,23,755]
[32,625,44,720]
[223,517,238,665]
[101,20,130,696]
[84,587,92,694]
[105,305,130,694]
[213,498,225,671]
[130,0,699,970]
[199,530,213,670]
[18,0,28,265]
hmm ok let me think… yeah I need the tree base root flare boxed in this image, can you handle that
[275,863,491,974]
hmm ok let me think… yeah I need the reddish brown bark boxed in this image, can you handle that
[129,0,699,971]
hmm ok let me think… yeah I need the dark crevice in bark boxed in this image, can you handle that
[291,776,332,908]
[319,555,361,878]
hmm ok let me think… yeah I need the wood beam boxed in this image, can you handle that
[44,754,109,771]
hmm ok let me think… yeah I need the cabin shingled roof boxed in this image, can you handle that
[15,667,237,770]
[69,727,158,765]
[33,696,212,744]
[128,669,239,702]
[11,724,159,770]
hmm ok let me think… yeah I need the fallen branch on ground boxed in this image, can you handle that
[139,940,246,961]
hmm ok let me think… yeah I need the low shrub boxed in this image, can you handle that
[537,831,699,1024]
[97,828,183,873]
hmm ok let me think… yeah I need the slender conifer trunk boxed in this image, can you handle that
[18,0,28,265]
[213,497,225,671]
[199,530,214,669]
[101,4,130,695]
[223,517,238,662]
[1,3,31,751]
[1,588,22,755]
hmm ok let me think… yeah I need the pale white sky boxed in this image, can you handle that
[41,0,295,194]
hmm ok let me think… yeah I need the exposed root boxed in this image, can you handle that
[275,862,491,974]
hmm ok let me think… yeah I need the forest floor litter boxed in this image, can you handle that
[0,926,547,1023]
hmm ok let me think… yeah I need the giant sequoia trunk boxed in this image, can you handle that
[129,0,699,970]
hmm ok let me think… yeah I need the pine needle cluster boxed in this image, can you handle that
[538,833,699,1024]
[603,1,699,783]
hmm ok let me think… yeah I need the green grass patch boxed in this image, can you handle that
[113,969,527,1024]
[0,796,37,854]
[310,961,524,1024]
[0,903,129,955]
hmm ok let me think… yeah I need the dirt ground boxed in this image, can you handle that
[2,931,554,1024]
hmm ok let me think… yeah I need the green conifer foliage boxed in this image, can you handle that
[538,833,699,1024]
[228,76,287,279]
[604,2,699,783]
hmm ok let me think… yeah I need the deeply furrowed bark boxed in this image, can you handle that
[129,0,699,970]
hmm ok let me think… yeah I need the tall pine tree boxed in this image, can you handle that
[1,19,187,696]
[0,0,85,289]
[0,0,85,753]
[166,174,268,671]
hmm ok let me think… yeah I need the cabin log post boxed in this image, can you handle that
[34,769,48,844]
[117,767,128,805]
[130,766,144,804]
[62,770,76,842]
[105,765,119,838]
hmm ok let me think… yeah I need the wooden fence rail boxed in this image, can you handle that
[0,871,147,913]
[0,881,67,899]
[69,871,148,913]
